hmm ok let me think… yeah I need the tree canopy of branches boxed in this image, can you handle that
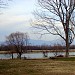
[33,0,75,57]
[6,32,29,59]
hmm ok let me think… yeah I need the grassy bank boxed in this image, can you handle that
[0,59,75,75]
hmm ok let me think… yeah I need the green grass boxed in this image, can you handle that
[0,58,75,75]
[52,57,75,61]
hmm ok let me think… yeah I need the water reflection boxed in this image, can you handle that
[0,52,75,59]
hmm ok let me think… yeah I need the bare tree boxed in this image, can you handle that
[33,0,75,57]
[6,32,29,59]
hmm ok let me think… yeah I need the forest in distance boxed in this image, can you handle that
[0,43,75,52]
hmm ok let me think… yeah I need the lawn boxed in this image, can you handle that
[0,59,75,75]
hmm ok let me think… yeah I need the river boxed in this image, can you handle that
[0,52,75,59]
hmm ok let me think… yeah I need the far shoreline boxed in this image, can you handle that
[0,49,75,54]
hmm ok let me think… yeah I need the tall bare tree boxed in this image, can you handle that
[33,0,75,57]
[6,32,29,59]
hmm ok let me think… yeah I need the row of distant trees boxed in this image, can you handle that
[1,43,75,51]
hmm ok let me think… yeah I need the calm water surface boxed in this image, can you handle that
[0,52,75,59]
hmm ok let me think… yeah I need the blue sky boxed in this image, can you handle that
[0,0,36,41]
[0,0,62,43]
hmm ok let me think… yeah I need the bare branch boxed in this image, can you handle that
[33,0,75,57]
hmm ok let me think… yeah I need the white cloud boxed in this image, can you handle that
[0,13,32,26]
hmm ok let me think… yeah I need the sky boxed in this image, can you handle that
[0,0,60,43]
[0,0,36,41]
[0,0,75,46]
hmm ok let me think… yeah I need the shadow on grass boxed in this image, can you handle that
[49,57,75,61]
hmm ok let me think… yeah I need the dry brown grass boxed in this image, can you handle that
[0,59,75,75]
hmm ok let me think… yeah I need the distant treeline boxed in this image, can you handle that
[27,45,75,50]
[0,44,75,51]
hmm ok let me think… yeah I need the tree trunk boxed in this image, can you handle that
[19,53,21,59]
[11,52,13,59]
[65,36,69,57]
[17,53,21,59]
[65,15,69,57]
